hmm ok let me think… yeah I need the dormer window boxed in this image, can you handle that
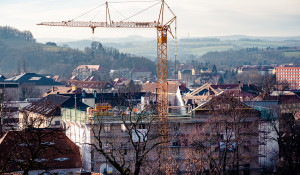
[54,157,69,161]
[34,158,47,162]
[41,142,55,146]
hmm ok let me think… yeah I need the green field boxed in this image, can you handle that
[108,39,300,60]
[283,51,300,57]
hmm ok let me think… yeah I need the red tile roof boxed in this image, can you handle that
[0,130,82,172]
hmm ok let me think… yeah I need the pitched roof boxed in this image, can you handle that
[22,94,90,115]
[211,84,239,90]
[195,93,254,111]
[0,130,82,172]
[131,67,151,73]
[70,75,79,81]
[0,75,6,80]
[68,80,112,89]
[83,76,98,82]
[74,65,101,71]
[43,86,81,97]
[3,73,63,86]
[21,95,71,116]
[142,82,179,94]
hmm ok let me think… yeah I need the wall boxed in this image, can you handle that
[259,121,279,172]
[63,113,92,172]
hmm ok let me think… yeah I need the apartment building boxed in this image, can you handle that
[276,66,300,89]
[62,94,261,174]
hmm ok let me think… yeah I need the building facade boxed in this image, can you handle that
[276,66,300,89]
[62,94,261,174]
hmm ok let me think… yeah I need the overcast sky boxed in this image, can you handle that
[1,0,300,40]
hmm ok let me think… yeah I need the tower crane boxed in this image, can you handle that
[38,0,176,155]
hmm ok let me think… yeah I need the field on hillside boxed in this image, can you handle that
[111,39,300,61]
[283,51,300,57]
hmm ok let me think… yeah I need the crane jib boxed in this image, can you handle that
[38,21,159,28]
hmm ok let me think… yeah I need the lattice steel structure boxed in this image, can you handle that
[38,0,176,159]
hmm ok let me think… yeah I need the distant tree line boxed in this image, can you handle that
[0,26,156,79]
[201,49,300,70]
[0,26,35,42]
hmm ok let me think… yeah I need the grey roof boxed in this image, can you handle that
[2,73,63,86]
[244,101,278,109]
[0,75,6,81]
[22,94,90,115]
[22,95,71,116]
[244,101,278,120]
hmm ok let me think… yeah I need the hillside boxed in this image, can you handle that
[0,26,156,79]
[51,35,300,61]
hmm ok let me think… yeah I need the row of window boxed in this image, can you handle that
[277,75,300,77]
[277,68,300,71]
[103,124,146,132]
[277,72,300,75]
[277,78,300,81]
[277,72,300,74]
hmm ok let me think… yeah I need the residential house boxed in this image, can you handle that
[236,65,275,75]
[72,65,108,81]
[0,130,82,174]
[0,101,30,134]
[42,86,82,97]
[0,82,19,101]
[110,69,130,79]
[130,67,152,81]
[1,73,64,100]
[68,80,113,93]
[19,94,88,129]
[178,69,193,85]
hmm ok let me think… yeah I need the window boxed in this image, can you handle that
[214,146,219,152]
[121,124,127,132]
[121,144,127,155]
[55,120,60,126]
[104,124,111,132]
[244,145,250,152]
[30,117,33,125]
[243,164,250,175]
[105,142,113,152]
[171,147,180,156]
[172,140,179,147]
[54,157,69,161]
[139,124,146,129]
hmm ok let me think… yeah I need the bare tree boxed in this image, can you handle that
[187,94,260,175]
[20,83,41,100]
[90,103,169,175]
[266,104,300,174]
[0,99,74,175]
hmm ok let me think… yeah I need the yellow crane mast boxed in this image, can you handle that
[38,0,176,157]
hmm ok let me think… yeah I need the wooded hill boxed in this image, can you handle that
[0,26,156,79]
